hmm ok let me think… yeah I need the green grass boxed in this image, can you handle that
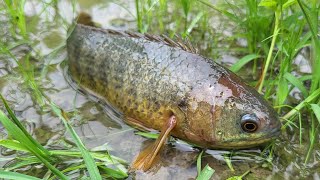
[196,151,215,180]
[0,95,128,179]
[0,170,42,180]
[0,97,68,179]
[0,0,320,179]
[0,0,128,179]
[3,0,27,39]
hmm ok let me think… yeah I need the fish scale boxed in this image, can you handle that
[67,24,280,151]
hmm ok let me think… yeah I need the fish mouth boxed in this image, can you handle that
[244,127,281,145]
[211,127,281,149]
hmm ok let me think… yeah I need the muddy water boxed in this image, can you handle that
[0,0,319,179]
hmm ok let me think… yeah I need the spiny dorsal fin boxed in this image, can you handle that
[76,12,198,54]
[142,33,199,54]
[122,30,199,54]
[91,27,198,54]
[77,23,199,54]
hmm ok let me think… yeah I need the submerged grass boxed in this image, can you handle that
[50,102,102,180]
[3,0,27,39]
[0,1,128,179]
[0,97,68,180]
[0,95,128,179]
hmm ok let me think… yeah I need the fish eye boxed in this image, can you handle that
[241,114,259,133]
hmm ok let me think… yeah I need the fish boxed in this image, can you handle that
[66,24,281,171]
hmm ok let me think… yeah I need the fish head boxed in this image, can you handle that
[184,71,281,149]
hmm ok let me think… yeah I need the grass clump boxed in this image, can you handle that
[0,95,128,179]
[1,0,128,178]
[0,95,68,179]
[3,0,27,39]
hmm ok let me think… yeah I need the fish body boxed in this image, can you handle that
[67,24,280,149]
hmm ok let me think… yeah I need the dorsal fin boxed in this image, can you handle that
[77,24,199,54]
[116,29,198,54]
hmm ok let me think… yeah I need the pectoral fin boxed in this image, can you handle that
[130,115,177,171]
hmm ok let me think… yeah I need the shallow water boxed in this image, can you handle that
[0,0,319,179]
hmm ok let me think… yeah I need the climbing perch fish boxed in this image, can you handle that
[67,24,281,171]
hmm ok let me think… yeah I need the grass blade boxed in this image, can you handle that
[283,72,309,98]
[297,0,320,93]
[257,7,281,92]
[135,132,159,139]
[0,94,51,157]
[196,151,214,180]
[0,139,29,152]
[224,154,235,172]
[0,170,42,180]
[50,102,102,180]
[135,0,143,32]
[184,11,204,36]
[229,54,260,72]
[310,104,320,124]
[276,76,289,106]
[6,157,41,171]
[0,110,69,180]
[0,111,45,157]
[196,164,215,180]
[283,88,320,120]
[226,170,250,180]
[196,0,240,22]
[197,150,204,174]
[99,166,128,179]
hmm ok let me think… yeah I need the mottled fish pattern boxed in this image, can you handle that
[67,24,280,149]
